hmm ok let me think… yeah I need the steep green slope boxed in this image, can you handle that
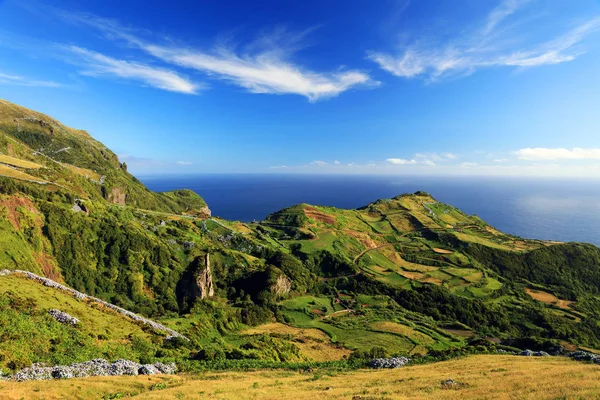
[2,99,600,374]
[0,99,208,214]
[0,272,187,371]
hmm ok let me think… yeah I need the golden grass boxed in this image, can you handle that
[241,323,351,361]
[0,154,43,169]
[525,288,574,310]
[442,328,475,339]
[463,271,484,283]
[0,164,43,182]
[370,322,435,345]
[5,355,600,399]
[62,163,101,181]
[398,270,426,280]
[366,264,389,274]
[432,248,453,254]
[421,276,443,285]
[378,247,438,272]
[453,232,515,251]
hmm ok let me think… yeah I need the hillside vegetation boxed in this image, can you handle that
[2,99,600,377]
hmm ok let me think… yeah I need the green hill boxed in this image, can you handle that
[2,99,600,374]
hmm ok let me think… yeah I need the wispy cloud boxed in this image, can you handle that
[482,0,530,35]
[386,158,417,165]
[515,147,600,160]
[65,46,201,94]
[311,160,328,166]
[369,0,600,80]
[387,152,458,166]
[176,161,193,166]
[59,12,376,101]
[0,71,61,87]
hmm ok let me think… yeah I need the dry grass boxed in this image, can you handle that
[442,328,475,339]
[432,248,453,254]
[0,155,43,169]
[398,271,426,280]
[525,288,574,310]
[371,322,435,345]
[4,355,600,399]
[0,165,43,182]
[62,163,101,181]
[241,323,351,361]
[421,276,443,285]
[463,271,484,283]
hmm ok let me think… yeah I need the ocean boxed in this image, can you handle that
[140,174,600,246]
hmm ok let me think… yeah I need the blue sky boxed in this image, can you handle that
[1,0,600,176]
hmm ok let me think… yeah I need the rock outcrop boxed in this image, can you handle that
[48,309,79,325]
[5,359,177,382]
[369,357,410,369]
[270,274,292,298]
[195,254,214,299]
[110,186,127,205]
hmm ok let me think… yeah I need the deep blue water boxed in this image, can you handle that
[140,174,600,246]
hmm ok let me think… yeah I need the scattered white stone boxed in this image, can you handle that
[370,357,410,369]
[48,309,79,326]
[8,359,177,382]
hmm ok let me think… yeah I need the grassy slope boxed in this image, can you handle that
[0,274,175,371]
[0,99,207,214]
[3,355,600,399]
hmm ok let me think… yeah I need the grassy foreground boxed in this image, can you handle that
[2,355,600,399]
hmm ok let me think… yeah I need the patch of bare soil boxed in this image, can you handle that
[304,206,336,225]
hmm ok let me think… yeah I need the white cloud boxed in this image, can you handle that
[145,44,375,101]
[0,71,61,87]
[460,162,479,167]
[269,165,289,169]
[387,152,457,166]
[386,158,417,165]
[311,160,328,166]
[368,0,600,80]
[60,12,376,101]
[176,161,193,166]
[493,158,508,162]
[515,147,600,160]
[334,160,340,165]
[483,0,530,35]
[415,152,443,162]
[65,46,201,94]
